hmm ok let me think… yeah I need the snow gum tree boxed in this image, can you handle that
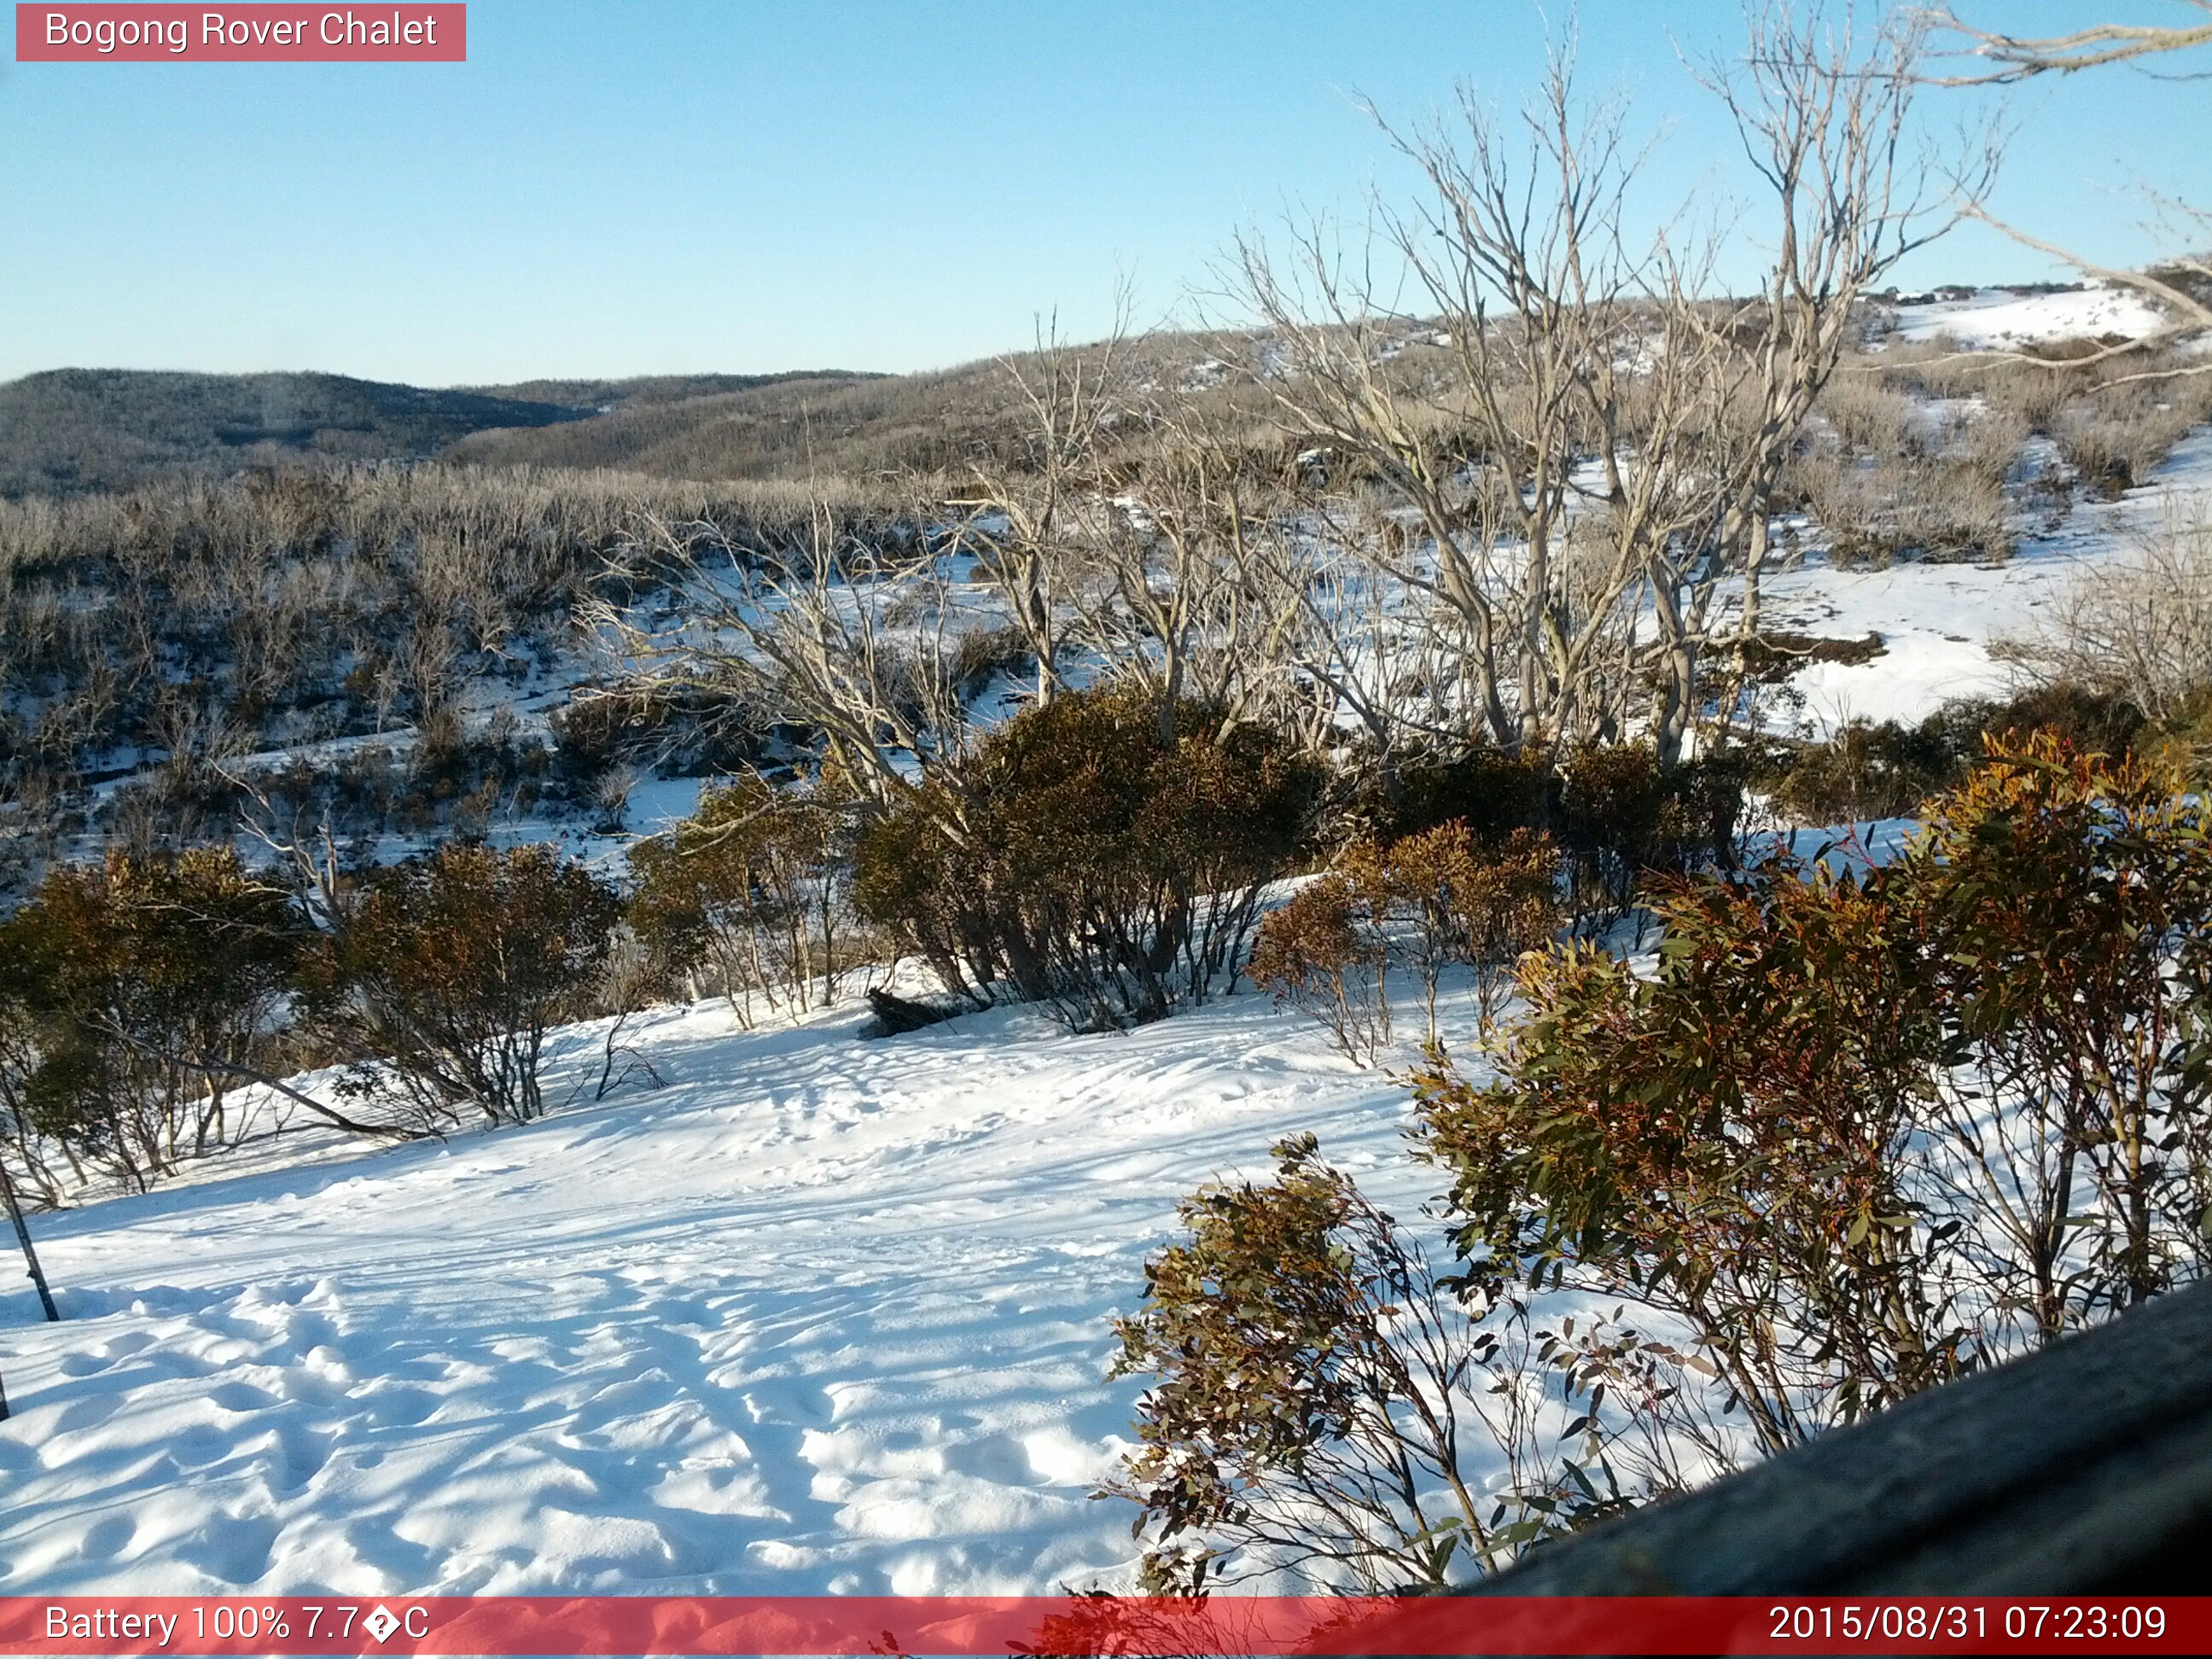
[1228,4,1973,769]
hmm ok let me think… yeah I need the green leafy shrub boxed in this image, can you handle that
[1340,823,1562,1039]
[629,769,854,1023]
[303,843,619,1126]
[0,848,302,1190]
[1422,732,2212,1456]
[1120,734,2212,1591]
[853,685,1319,1028]
[1105,1134,1630,1593]
[1247,876,1391,1063]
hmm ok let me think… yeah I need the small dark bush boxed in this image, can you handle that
[1557,744,1743,928]
[1341,745,1554,847]
[1761,684,2147,824]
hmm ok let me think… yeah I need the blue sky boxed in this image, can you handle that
[2,1,2206,384]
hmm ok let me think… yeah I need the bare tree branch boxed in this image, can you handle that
[1920,3,2212,84]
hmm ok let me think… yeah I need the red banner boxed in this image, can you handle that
[0,1597,2202,1656]
[15,4,464,61]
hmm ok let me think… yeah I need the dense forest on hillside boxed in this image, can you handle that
[0,369,588,497]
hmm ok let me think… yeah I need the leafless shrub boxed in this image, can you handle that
[1997,508,2212,724]
[1819,375,1927,457]
[943,625,1033,702]
[1248,876,1392,1065]
[2052,379,2212,498]
[1795,445,2012,566]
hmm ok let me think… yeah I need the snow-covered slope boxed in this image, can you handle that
[4,328,2208,1597]
[1889,283,2173,349]
[0,987,1432,1597]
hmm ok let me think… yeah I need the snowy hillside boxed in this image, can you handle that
[4,297,2210,1599]
[1887,282,2174,349]
[1761,423,2212,731]
[5,423,2210,1600]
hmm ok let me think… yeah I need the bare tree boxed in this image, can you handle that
[951,301,1138,707]
[1231,49,1675,758]
[1257,501,1473,783]
[589,497,976,832]
[1229,44,1811,766]
[1065,407,1310,742]
[1698,3,1976,645]
[1226,9,1978,767]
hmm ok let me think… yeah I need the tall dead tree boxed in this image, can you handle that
[590,496,975,833]
[1699,3,1973,645]
[1231,49,1675,758]
[1064,407,1310,744]
[952,302,1138,707]
[1231,7,1982,767]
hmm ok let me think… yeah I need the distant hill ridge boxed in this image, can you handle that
[463,372,878,412]
[8,284,2187,501]
[0,366,876,498]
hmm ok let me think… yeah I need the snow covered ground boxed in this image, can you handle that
[1759,423,2212,733]
[1888,283,2174,349]
[0,982,1443,1597]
